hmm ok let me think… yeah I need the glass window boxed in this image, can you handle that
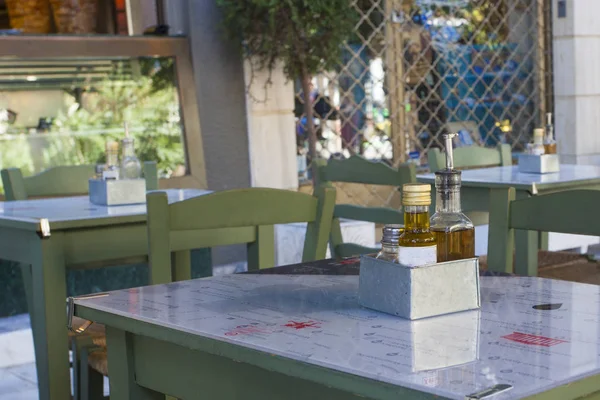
[0,56,186,191]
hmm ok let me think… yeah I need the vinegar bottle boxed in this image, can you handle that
[430,133,475,262]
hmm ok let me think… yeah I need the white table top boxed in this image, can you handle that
[417,164,600,190]
[75,274,600,400]
[0,189,210,224]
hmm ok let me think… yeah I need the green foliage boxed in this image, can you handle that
[216,0,357,81]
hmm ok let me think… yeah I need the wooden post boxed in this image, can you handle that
[385,0,407,165]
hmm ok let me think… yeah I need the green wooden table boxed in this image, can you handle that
[0,189,209,400]
[417,164,600,275]
[72,258,600,400]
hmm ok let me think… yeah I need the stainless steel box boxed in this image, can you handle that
[358,256,480,320]
[88,179,146,206]
[518,154,560,174]
[409,310,480,371]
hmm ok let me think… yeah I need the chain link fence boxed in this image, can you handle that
[295,0,553,190]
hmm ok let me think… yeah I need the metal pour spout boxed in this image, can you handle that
[443,133,457,170]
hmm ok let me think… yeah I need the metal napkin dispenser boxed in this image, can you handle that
[358,255,480,320]
[518,154,560,174]
[88,178,146,206]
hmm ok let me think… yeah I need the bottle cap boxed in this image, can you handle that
[402,183,431,206]
[381,224,403,246]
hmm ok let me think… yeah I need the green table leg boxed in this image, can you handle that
[539,231,549,251]
[515,190,538,276]
[30,232,71,400]
[106,326,163,400]
[19,263,35,333]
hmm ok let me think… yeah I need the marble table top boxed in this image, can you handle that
[75,272,600,400]
[0,189,210,225]
[417,164,600,191]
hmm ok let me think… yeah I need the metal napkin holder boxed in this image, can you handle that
[358,255,480,320]
[89,178,146,206]
[518,154,560,174]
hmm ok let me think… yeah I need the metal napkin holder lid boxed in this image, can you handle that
[88,178,146,206]
[518,153,560,174]
[358,255,481,320]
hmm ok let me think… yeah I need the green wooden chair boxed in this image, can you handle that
[487,188,600,276]
[315,155,416,258]
[1,161,159,200]
[79,186,336,398]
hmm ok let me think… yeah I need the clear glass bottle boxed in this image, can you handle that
[430,134,475,262]
[375,225,403,263]
[397,183,437,267]
[544,112,557,154]
[120,123,142,179]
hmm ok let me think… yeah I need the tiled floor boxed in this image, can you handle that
[0,314,110,399]
[0,364,38,400]
[0,361,110,399]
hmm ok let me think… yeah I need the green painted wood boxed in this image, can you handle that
[143,162,159,191]
[147,187,336,274]
[316,156,414,259]
[169,188,319,230]
[171,250,191,281]
[1,162,159,201]
[302,185,336,262]
[334,204,403,224]
[133,334,372,400]
[1,168,27,200]
[79,305,600,400]
[489,189,600,276]
[487,188,515,274]
[146,192,172,285]
[315,155,416,186]
[427,144,512,173]
[329,217,345,257]
[106,327,163,400]
[247,225,275,271]
[509,190,600,235]
[29,232,71,400]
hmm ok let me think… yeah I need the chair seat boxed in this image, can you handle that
[88,349,109,376]
[480,251,600,284]
[68,316,106,348]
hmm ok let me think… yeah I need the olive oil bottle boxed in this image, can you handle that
[397,183,437,267]
[430,134,475,262]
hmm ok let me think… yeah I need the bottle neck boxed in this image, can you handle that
[122,141,135,158]
[404,205,431,232]
[436,187,461,213]
[381,243,399,254]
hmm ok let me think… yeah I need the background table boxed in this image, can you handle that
[0,189,208,400]
[74,259,600,400]
[417,164,600,274]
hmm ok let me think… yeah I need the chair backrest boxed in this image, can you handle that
[1,161,159,200]
[487,187,600,275]
[146,187,336,282]
[314,155,415,258]
[428,143,512,173]
[315,155,415,225]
